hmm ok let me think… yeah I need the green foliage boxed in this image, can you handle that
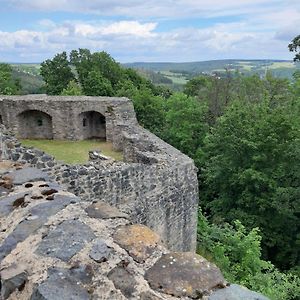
[0,63,21,94]
[183,73,291,124]
[61,80,83,96]
[90,51,123,87]
[202,99,300,269]
[70,49,124,91]
[198,214,268,283]
[291,71,300,97]
[40,52,74,95]
[288,35,300,62]
[152,85,173,99]
[115,80,139,98]
[130,87,166,135]
[41,49,156,98]
[163,93,208,163]
[197,212,300,300]
[184,76,211,97]
[82,71,113,96]
[247,266,300,300]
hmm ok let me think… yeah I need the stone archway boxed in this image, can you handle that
[17,110,53,139]
[79,111,106,140]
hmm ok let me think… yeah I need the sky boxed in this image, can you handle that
[0,0,299,63]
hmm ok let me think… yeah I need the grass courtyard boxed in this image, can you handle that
[21,139,123,164]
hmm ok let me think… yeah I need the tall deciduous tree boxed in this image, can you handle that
[70,49,124,92]
[40,52,74,95]
[288,35,300,62]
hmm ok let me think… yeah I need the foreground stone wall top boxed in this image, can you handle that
[0,161,270,300]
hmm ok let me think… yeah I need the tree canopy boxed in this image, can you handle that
[288,35,300,62]
[40,52,74,95]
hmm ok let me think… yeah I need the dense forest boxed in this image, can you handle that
[1,37,300,299]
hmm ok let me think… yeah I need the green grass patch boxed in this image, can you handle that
[21,139,123,164]
[236,62,253,71]
[160,71,188,84]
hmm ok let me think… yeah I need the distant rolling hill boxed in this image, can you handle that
[9,60,300,94]
[125,59,300,87]
[11,64,44,94]
[125,59,300,75]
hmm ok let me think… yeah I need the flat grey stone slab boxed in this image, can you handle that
[85,202,129,219]
[209,284,270,300]
[30,266,91,300]
[36,219,95,262]
[7,167,49,185]
[0,195,79,261]
[1,264,28,299]
[89,238,111,263]
[0,191,28,218]
[0,186,10,197]
[108,266,137,298]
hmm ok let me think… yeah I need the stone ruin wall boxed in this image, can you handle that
[0,95,138,146]
[0,95,199,252]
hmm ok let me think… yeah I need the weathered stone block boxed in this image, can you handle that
[145,252,226,298]
[85,202,129,219]
[6,167,49,185]
[107,266,137,298]
[0,195,79,261]
[30,266,91,300]
[0,264,28,299]
[89,238,111,263]
[36,219,95,262]
[113,224,160,263]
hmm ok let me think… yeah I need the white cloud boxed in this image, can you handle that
[1,19,294,63]
[0,1,298,62]
[73,21,157,38]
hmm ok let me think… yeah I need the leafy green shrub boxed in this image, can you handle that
[197,212,300,300]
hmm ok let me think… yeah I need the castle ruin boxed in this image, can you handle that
[0,96,270,299]
[0,95,199,252]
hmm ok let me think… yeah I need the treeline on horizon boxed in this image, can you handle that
[0,42,300,299]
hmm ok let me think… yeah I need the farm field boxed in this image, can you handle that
[159,71,189,84]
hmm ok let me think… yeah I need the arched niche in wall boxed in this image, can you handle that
[17,110,53,139]
[79,111,106,140]
[0,115,3,124]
